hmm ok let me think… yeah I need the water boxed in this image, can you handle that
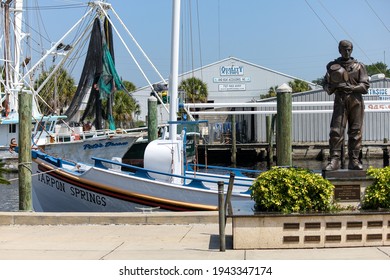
[0,173,19,211]
[0,158,386,211]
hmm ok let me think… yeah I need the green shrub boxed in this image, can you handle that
[249,167,335,213]
[362,166,390,210]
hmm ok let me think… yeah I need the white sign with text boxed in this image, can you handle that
[218,84,246,91]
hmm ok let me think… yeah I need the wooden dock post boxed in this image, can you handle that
[148,96,158,142]
[383,138,389,167]
[18,89,32,211]
[218,181,226,252]
[266,114,276,168]
[276,83,292,166]
[231,114,237,167]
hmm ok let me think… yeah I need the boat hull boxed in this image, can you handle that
[39,133,141,164]
[31,151,251,212]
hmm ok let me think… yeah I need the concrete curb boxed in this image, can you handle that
[0,211,220,225]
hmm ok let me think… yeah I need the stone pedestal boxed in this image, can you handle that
[322,169,372,208]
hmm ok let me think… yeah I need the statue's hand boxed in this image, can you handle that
[324,84,336,95]
[352,84,367,94]
[337,84,353,94]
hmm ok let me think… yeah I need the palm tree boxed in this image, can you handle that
[288,79,310,93]
[260,86,278,99]
[34,66,76,115]
[179,77,208,103]
[312,77,325,87]
[366,62,390,77]
[111,80,140,128]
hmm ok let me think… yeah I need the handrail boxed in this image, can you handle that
[187,163,260,178]
[91,156,253,188]
[184,100,390,115]
[184,100,390,108]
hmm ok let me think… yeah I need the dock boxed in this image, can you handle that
[197,142,390,166]
[0,211,389,260]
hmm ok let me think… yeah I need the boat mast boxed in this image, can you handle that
[10,0,23,112]
[2,1,12,113]
[168,0,181,140]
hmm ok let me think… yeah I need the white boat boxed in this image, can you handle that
[0,1,145,166]
[31,139,256,212]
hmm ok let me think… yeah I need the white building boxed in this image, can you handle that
[131,56,316,123]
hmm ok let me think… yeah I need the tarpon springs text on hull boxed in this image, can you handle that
[37,172,107,206]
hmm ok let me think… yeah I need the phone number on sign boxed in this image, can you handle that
[366,104,390,110]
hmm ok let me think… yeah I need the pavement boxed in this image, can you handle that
[0,211,390,260]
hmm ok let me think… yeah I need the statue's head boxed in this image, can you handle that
[338,40,353,59]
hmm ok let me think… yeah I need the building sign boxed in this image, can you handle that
[365,103,390,111]
[368,88,390,95]
[213,77,251,83]
[220,66,244,76]
[218,84,246,91]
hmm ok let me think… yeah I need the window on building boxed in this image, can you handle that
[9,124,16,133]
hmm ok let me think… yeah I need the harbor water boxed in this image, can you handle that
[0,158,386,212]
[0,173,19,211]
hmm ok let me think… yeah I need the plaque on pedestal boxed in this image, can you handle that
[334,185,361,201]
[322,169,372,206]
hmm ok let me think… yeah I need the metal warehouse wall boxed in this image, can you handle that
[132,57,308,123]
[363,78,390,141]
[251,77,390,143]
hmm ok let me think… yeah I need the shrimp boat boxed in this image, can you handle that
[31,139,256,212]
[0,1,145,167]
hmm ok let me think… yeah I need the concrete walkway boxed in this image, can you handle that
[1,211,390,260]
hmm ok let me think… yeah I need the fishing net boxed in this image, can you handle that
[64,16,125,130]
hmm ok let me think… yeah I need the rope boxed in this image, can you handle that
[317,0,381,72]
[365,0,390,34]
[7,166,63,182]
[18,161,32,173]
[304,0,338,43]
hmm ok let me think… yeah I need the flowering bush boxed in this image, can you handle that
[362,166,390,210]
[249,167,335,213]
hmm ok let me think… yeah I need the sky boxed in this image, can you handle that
[22,0,390,89]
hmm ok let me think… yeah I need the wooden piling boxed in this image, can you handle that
[266,115,275,167]
[218,181,226,252]
[148,96,158,142]
[18,90,32,211]
[276,83,292,166]
[231,114,236,167]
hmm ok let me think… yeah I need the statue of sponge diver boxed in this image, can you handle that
[323,40,370,170]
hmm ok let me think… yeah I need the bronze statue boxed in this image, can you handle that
[323,40,369,170]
